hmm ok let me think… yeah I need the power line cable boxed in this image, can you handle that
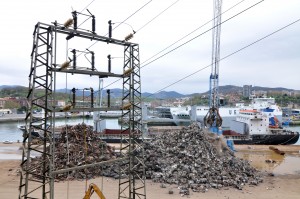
[68,0,153,99]
[77,0,179,59]
[78,0,153,56]
[67,1,95,32]
[140,0,265,69]
[135,0,180,33]
[75,0,183,96]
[64,1,154,100]
[107,0,153,35]
[102,0,264,90]
[80,0,96,13]
[143,17,300,99]
[141,0,247,66]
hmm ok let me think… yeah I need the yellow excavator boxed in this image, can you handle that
[83,183,106,199]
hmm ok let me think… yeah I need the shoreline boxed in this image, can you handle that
[1,143,300,198]
[0,113,91,123]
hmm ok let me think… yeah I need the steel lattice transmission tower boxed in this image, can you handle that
[19,12,145,199]
[204,0,223,131]
[118,44,146,199]
[19,23,55,199]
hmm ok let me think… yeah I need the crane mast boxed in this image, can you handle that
[204,0,223,131]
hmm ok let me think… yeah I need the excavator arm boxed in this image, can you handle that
[83,183,106,199]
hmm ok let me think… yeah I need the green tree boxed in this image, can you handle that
[17,106,27,113]
[4,100,21,109]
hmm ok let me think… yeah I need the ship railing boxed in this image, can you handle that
[224,135,249,141]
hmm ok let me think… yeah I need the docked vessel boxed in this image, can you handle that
[18,125,45,140]
[153,106,174,119]
[223,109,299,145]
[170,106,191,120]
[98,110,122,118]
[171,97,283,129]
[242,97,283,127]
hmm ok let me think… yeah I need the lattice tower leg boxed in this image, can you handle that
[19,23,54,199]
[118,44,146,199]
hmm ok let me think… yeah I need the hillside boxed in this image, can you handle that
[0,85,298,99]
[55,88,184,99]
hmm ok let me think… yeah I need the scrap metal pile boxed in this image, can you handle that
[30,123,263,192]
[143,123,263,192]
[30,123,117,181]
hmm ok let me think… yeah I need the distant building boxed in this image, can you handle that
[0,98,6,109]
[293,91,300,96]
[16,98,27,107]
[227,93,241,105]
[173,97,189,107]
[0,109,12,114]
[242,85,252,98]
[143,102,151,107]
[252,90,267,98]
[56,100,66,107]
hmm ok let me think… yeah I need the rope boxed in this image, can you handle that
[65,39,71,199]
[279,131,299,145]
[84,125,88,192]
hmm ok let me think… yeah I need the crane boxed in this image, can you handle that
[204,0,223,133]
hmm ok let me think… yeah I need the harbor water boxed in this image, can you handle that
[0,118,299,145]
[0,117,121,142]
[1,118,300,175]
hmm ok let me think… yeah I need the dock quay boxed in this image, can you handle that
[144,118,191,126]
[117,117,191,126]
[147,126,183,136]
[0,113,87,123]
[288,120,300,125]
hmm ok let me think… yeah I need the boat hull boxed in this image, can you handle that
[224,132,299,145]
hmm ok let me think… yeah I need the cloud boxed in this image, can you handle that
[0,0,299,95]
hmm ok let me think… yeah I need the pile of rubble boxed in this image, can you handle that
[143,123,263,192]
[30,123,263,192]
[30,123,117,181]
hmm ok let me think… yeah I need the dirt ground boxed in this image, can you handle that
[1,143,300,199]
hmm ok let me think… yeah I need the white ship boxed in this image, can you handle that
[229,109,269,136]
[170,106,191,120]
[98,110,122,118]
[223,109,299,145]
[170,105,239,128]
[240,97,282,125]
[171,97,282,129]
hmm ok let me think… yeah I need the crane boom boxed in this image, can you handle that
[83,183,106,199]
[204,0,223,131]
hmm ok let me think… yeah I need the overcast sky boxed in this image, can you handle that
[0,0,299,94]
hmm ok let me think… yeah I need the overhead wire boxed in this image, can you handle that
[64,1,96,197]
[61,0,154,66]
[105,0,153,35]
[60,3,149,102]
[142,17,300,99]
[102,0,264,90]
[75,0,179,62]
[65,0,248,100]
[76,0,153,58]
[140,0,265,69]
[64,39,70,199]
[140,0,247,66]
[80,0,96,13]
[77,16,92,29]
[135,0,180,33]
[71,0,96,28]
[74,0,182,97]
